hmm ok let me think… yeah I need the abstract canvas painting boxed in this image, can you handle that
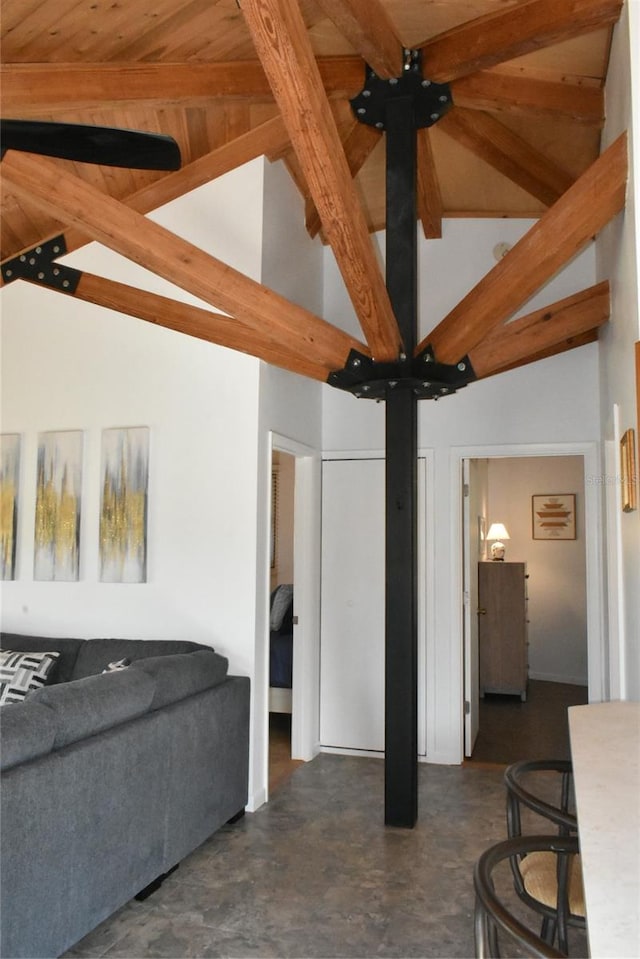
[1,434,21,580]
[99,427,149,583]
[34,430,83,581]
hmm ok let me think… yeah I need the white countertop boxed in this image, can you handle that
[568,701,640,958]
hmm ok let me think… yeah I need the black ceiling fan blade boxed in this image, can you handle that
[0,119,181,170]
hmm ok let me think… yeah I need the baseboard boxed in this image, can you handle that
[528,671,588,686]
[320,745,383,759]
[247,788,266,812]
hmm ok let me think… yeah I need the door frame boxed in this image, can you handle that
[269,433,322,769]
[452,441,604,761]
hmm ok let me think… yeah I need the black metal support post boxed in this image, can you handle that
[384,94,418,828]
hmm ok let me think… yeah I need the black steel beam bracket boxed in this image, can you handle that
[328,347,476,400]
[1,235,81,293]
[350,49,453,131]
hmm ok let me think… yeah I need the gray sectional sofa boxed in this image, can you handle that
[0,632,250,959]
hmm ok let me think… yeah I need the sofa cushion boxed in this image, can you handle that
[0,633,82,684]
[132,650,229,710]
[0,701,57,770]
[29,669,156,749]
[0,650,60,705]
[71,638,211,680]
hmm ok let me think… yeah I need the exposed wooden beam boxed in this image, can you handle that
[0,59,364,115]
[314,0,403,78]
[482,329,599,376]
[242,0,402,361]
[306,120,381,238]
[451,70,604,125]
[469,282,610,377]
[437,107,574,208]
[1,116,291,270]
[421,132,627,364]
[61,272,332,381]
[419,0,623,83]
[1,150,367,371]
[416,128,442,239]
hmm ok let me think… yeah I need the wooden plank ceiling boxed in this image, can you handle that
[0,0,628,380]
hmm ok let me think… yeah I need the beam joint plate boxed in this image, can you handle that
[1,235,80,293]
[350,50,453,131]
[328,348,476,400]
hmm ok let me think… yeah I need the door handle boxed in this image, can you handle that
[477,608,486,615]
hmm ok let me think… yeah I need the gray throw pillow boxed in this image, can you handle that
[270,584,293,631]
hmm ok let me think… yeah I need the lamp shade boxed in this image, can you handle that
[487,522,510,541]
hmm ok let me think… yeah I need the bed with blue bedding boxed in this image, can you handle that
[269,584,294,712]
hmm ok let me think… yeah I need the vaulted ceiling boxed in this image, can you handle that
[0,0,629,386]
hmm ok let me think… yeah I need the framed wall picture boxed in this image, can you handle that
[620,428,637,512]
[34,430,83,581]
[99,427,149,583]
[532,493,576,540]
[478,515,487,560]
[1,433,21,580]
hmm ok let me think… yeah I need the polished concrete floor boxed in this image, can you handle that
[65,683,588,959]
[67,757,509,959]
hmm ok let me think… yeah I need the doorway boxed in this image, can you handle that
[268,450,298,792]
[460,447,600,762]
[266,435,322,798]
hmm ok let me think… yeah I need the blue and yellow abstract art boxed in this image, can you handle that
[34,430,83,581]
[99,427,149,583]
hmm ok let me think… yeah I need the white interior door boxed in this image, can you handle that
[320,457,426,755]
[320,458,385,752]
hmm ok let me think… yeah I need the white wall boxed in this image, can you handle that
[487,456,588,686]
[322,219,601,762]
[597,4,640,700]
[1,162,263,666]
[1,161,275,808]
[256,157,324,787]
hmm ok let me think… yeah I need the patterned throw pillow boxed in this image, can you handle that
[102,658,131,673]
[0,649,61,705]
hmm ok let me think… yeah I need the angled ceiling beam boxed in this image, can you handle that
[416,128,443,239]
[63,272,333,381]
[314,0,403,78]
[437,107,574,208]
[469,281,610,377]
[1,115,290,271]
[241,0,403,361]
[1,150,366,371]
[421,131,627,364]
[419,0,623,83]
[483,329,599,376]
[306,120,382,238]
[0,59,364,115]
[451,70,604,125]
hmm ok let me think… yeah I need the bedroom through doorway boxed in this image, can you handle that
[268,449,301,793]
[462,452,592,765]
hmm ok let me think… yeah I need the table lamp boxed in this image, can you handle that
[487,522,510,561]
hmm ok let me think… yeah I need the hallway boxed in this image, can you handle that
[468,680,588,766]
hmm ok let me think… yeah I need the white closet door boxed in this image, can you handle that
[320,458,386,752]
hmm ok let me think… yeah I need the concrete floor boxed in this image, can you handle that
[66,757,509,958]
[65,683,589,958]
